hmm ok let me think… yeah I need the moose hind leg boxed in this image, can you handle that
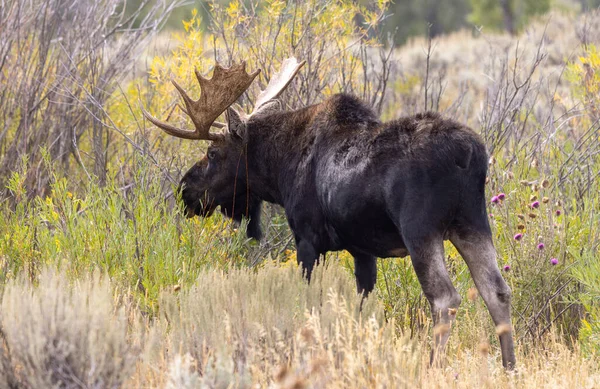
[450,231,516,369]
[404,234,461,367]
[352,252,377,296]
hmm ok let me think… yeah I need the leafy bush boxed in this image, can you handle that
[0,158,252,308]
[0,0,180,196]
[566,44,600,123]
[572,250,600,356]
[136,0,396,171]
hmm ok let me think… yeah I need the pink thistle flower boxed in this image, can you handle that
[503,265,511,272]
[531,201,540,209]
[498,193,506,200]
[514,233,523,241]
[491,196,499,204]
[556,209,561,216]
[550,258,558,266]
[537,243,545,250]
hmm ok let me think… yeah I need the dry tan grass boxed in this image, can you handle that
[1,263,597,388]
[0,270,137,388]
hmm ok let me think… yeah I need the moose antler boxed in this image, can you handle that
[251,57,306,116]
[141,62,260,140]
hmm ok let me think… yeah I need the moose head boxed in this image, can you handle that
[141,59,305,240]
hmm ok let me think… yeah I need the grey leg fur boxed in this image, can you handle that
[404,235,462,367]
[450,231,516,369]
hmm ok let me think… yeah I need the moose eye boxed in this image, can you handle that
[207,150,216,160]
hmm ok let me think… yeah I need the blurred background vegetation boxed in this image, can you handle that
[131,0,600,40]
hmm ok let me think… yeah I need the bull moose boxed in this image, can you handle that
[141,58,516,368]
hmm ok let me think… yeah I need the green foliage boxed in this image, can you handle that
[564,45,600,355]
[572,250,600,356]
[0,160,253,309]
[383,0,471,43]
[468,0,551,32]
[566,44,600,122]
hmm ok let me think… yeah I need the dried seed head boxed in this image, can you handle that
[467,288,478,301]
[517,224,525,230]
[530,195,537,202]
[542,179,550,188]
[496,323,512,336]
[309,357,328,374]
[532,184,539,192]
[290,378,307,389]
[300,327,315,344]
[478,342,490,355]
[173,284,181,292]
[274,365,289,382]
[433,323,451,337]
[542,197,550,204]
[517,214,525,220]
[520,180,530,186]
[528,212,537,219]
[507,171,514,179]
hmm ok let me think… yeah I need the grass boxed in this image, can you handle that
[1,265,598,388]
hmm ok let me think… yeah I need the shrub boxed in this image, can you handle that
[0,0,179,196]
[0,270,136,388]
[0,161,251,308]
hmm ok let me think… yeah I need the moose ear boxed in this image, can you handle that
[226,107,247,140]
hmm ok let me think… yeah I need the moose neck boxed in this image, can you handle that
[244,103,322,205]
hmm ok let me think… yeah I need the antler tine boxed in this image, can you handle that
[175,102,226,128]
[251,57,306,116]
[141,61,260,141]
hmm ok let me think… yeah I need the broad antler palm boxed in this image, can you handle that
[141,61,260,140]
[142,58,305,140]
[251,57,306,116]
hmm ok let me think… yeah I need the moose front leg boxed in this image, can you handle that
[350,252,377,295]
[296,240,319,280]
